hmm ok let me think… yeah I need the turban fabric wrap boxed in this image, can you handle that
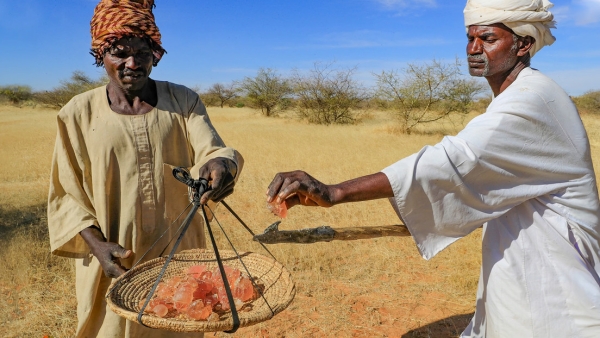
[90,0,166,66]
[464,0,556,57]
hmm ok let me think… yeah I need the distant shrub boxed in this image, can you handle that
[375,59,485,134]
[573,90,600,114]
[235,102,245,108]
[199,92,219,107]
[293,63,367,125]
[35,71,108,109]
[472,95,493,114]
[0,85,33,105]
[201,82,239,108]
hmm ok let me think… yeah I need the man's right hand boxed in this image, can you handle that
[266,171,394,212]
[80,226,132,279]
[266,170,337,209]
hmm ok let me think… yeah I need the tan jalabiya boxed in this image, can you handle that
[48,82,243,337]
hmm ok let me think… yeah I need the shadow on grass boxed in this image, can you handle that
[0,204,48,244]
[402,313,474,338]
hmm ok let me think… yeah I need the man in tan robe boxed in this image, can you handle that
[47,1,242,337]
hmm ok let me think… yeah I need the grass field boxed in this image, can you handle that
[0,104,598,337]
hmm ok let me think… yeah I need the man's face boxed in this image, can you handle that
[103,36,153,91]
[466,24,519,78]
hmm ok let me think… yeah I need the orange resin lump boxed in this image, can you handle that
[139,264,258,320]
[267,200,288,218]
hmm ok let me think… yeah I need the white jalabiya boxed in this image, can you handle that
[382,68,600,337]
[464,0,556,57]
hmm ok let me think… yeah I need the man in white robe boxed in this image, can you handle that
[265,1,600,336]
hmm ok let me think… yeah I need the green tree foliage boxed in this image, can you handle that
[35,71,109,109]
[239,68,292,116]
[573,90,600,114]
[203,82,239,108]
[375,59,486,134]
[293,63,367,125]
[0,85,33,105]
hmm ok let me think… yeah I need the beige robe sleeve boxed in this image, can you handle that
[184,92,244,178]
[47,102,98,258]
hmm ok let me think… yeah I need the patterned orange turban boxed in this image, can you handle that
[90,0,166,66]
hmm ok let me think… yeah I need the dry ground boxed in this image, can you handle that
[0,104,598,337]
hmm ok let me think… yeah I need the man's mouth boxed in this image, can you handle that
[467,58,487,70]
[121,71,145,80]
[467,55,486,65]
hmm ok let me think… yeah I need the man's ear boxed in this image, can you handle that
[517,36,535,57]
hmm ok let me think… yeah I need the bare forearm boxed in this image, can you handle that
[330,172,394,205]
[80,225,105,245]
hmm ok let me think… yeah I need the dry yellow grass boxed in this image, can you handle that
[0,104,598,337]
[0,105,56,208]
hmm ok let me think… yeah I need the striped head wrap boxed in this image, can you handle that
[90,0,166,66]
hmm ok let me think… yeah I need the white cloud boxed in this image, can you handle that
[553,1,600,26]
[551,5,570,24]
[372,0,437,11]
[275,30,453,50]
[575,0,600,25]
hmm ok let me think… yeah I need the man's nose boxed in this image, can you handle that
[124,55,141,69]
[467,38,483,55]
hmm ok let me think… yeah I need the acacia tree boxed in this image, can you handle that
[205,82,239,108]
[239,68,292,116]
[293,63,367,125]
[375,59,485,134]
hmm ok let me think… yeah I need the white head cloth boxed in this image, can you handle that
[464,0,556,57]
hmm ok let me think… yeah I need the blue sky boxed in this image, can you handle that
[0,0,598,96]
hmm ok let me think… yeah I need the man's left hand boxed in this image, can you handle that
[198,157,237,204]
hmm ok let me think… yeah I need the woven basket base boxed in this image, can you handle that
[106,249,295,332]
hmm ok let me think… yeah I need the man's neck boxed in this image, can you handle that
[486,54,531,97]
[106,79,157,115]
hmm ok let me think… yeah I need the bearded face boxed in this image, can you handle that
[466,24,521,78]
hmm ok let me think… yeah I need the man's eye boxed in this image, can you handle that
[138,51,153,59]
[108,49,128,58]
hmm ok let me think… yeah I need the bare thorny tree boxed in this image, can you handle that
[375,59,485,134]
[204,82,239,108]
[293,62,367,125]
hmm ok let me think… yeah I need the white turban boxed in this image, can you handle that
[464,0,557,57]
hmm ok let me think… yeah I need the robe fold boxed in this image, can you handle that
[382,68,600,337]
[48,80,243,338]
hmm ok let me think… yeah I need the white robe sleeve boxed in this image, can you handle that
[382,90,584,260]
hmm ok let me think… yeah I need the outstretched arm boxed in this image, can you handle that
[266,171,394,209]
